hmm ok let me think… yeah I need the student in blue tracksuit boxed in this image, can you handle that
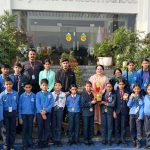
[137,58,150,96]
[81,81,96,145]
[10,62,29,96]
[122,60,138,93]
[127,84,144,148]
[143,84,150,149]
[19,82,36,149]
[101,82,116,145]
[0,77,18,150]
[0,92,3,142]
[0,64,13,92]
[36,79,54,148]
[114,79,129,144]
[66,84,81,145]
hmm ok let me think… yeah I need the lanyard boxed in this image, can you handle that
[119,90,124,100]
[143,71,149,82]
[128,72,135,84]
[71,96,76,106]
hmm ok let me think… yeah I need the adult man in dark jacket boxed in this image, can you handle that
[22,48,43,93]
[55,58,76,94]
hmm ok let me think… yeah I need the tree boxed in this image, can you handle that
[0,11,27,65]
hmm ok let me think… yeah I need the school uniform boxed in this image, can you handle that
[0,90,18,149]
[101,92,116,143]
[0,96,3,137]
[127,95,144,144]
[144,94,150,147]
[115,89,129,143]
[19,92,36,147]
[52,91,66,144]
[36,91,54,147]
[81,90,94,144]
[0,74,13,92]
[122,70,138,93]
[66,94,80,144]
[137,68,150,96]
[10,74,29,95]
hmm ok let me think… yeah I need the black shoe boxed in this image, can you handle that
[74,141,80,145]
[132,140,136,147]
[28,144,34,148]
[108,141,112,146]
[38,143,43,148]
[116,140,120,145]
[144,145,150,149]
[84,140,89,145]
[88,140,94,145]
[136,141,141,149]
[102,140,107,145]
[22,145,27,150]
[121,140,126,144]
[68,141,73,146]
[57,141,62,147]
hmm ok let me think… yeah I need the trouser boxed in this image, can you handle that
[115,112,127,141]
[144,115,150,146]
[83,115,94,141]
[3,110,16,148]
[130,115,143,142]
[36,113,51,145]
[141,89,146,96]
[101,112,113,141]
[52,107,63,142]
[0,120,6,143]
[21,114,34,146]
[68,112,80,142]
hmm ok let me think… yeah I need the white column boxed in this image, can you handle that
[0,0,11,16]
[136,0,150,35]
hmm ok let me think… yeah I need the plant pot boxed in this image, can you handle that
[97,57,104,65]
[103,57,112,67]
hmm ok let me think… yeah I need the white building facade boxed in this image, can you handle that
[0,0,150,63]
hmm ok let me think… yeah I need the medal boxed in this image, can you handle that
[72,107,75,112]
[144,84,147,87]
[89,108,93,112]
[104,108,107,112]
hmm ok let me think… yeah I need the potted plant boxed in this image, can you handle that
[94,38,114,67]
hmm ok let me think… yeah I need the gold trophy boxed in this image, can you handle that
[95,82,102,102]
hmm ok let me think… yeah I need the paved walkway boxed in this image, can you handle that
[0,141,145,150]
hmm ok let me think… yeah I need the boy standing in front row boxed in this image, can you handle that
[52,80,66,146]
[19,82,36,149]
[81,81,96,145]
[66,84,81,145]
[36,79,54,148]
[0,77,18,150]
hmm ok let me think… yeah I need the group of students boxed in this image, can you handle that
[0,57,150,150]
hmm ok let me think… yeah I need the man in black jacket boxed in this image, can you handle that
[55,58,76,94]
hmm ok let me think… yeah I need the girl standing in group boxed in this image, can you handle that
[122,60,138,93]
[39,58,55,92]
[101,82,116,145]
[114,79,129,144]
[127,84,144,148]
[143,84,150,149]
[137,58,150,96]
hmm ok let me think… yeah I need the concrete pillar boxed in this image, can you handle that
[136,0,150,35]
